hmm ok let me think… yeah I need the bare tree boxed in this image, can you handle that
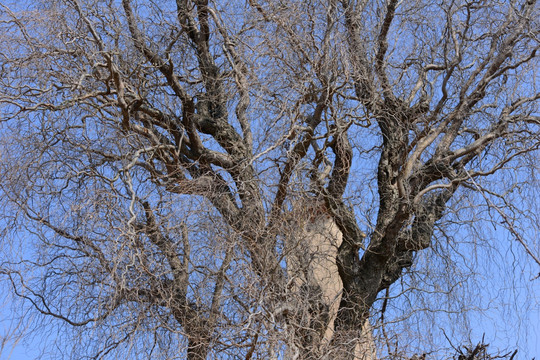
[0,0,538,359]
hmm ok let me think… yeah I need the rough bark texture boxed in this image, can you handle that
[286,201,376,359]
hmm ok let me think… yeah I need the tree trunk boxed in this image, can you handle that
[286,200,377,359]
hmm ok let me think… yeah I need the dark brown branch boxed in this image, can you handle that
[267,94,329,230]
[375,0,398,102]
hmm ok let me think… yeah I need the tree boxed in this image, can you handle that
[0,0,538,359]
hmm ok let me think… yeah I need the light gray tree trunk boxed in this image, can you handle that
[286,200,377,359]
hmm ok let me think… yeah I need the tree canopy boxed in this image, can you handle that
[0,0,539,359]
